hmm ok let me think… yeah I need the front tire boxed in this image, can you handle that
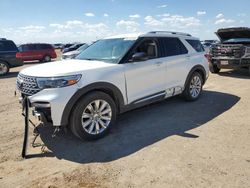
[182,72,203,101]
[0,61,9,76]
[209,64,220,73]
[70,91,117,141]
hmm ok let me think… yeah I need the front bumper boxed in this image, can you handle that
[211,58,250,69]
[18,85,79,126]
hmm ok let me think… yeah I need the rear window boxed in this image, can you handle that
[0,41,17,51]
[186,39,204,52]
[158,37,188,57]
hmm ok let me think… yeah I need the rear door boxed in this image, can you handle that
[0,40,19,66]
[157,37,189,89]
[124,38,167,104]
[35,44,46,60]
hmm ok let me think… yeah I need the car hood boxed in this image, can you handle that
[63,50,80,56]
[216,27,250,42]
[20,59,117,77]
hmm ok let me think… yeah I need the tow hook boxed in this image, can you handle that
[52,127,61,138]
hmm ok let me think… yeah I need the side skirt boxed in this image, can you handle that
[120,86,184,113]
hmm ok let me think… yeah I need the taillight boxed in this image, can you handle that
[204,53,211,62]
[16,52,22,58]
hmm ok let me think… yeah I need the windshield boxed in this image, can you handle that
[75,38,135,64]
[223,38,250,44]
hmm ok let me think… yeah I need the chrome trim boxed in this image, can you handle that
[16,74,41,96]
[134,92,165,104]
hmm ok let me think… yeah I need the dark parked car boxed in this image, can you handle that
[17,43,57,62]
[63,43,74,49]
[53,43,64,50]
[62,43,85,53]
[0,38,23,75]
[210,27,250,75]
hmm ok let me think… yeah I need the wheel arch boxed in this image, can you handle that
[60,82,125,126]
[0,59,9,65]
[184,65,206,87]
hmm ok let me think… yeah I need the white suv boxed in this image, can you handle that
[17,31,209,140]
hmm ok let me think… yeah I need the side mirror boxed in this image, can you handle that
[131,52,148,62]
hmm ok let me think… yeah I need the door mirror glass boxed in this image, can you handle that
[131,52,148,61]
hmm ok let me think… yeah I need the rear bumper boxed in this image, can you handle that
[9,58,23,68]
[211,58,250,69]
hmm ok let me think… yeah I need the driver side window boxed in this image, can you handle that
[135,39,158,59]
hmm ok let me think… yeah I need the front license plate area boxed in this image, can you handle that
[221,60,228,65]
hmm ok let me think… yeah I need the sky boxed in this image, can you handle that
[0,0,249,44]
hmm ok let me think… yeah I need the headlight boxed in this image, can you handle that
[37,75,81,89]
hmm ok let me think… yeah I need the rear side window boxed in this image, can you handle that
[0,41,17,51]
[39,44,53,50]
[186,39,204,52]
[19,44,33,51]
[158,37,188,57]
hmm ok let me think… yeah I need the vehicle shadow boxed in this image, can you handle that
[35,90,240,163]
[218,69,250,79]
[0,71,19,79]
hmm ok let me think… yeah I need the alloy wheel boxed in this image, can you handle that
[189,75,202,98]
[81,99,112,135]
[0,63,8,75]
[44,56,51,62]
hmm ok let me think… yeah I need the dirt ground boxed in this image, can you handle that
[0,61,249,188]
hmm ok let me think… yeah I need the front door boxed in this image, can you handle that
[124,38,167,104]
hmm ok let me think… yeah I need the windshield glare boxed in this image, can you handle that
[75,38,135,63]
[77,44,89,51]
[223,38,250,43]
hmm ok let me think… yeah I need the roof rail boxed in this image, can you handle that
[148,31,192,37]
[0,38,7,40]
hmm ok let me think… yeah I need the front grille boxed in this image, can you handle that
[211,44,245,58]
[16,74,41,96]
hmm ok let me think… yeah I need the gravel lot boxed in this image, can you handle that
[0,62,249,188]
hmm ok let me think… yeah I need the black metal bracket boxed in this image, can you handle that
[21,97,45,158]
[21,96,63,158]
[21,97,29,158]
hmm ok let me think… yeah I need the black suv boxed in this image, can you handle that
[210,27,250,75]
[0,38,23,75]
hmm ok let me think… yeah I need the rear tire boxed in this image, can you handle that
[43,55,51,62]
[209,64,220,73]
[0,61,9,76]
[70,91,117,141]
[182,72,203,101]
